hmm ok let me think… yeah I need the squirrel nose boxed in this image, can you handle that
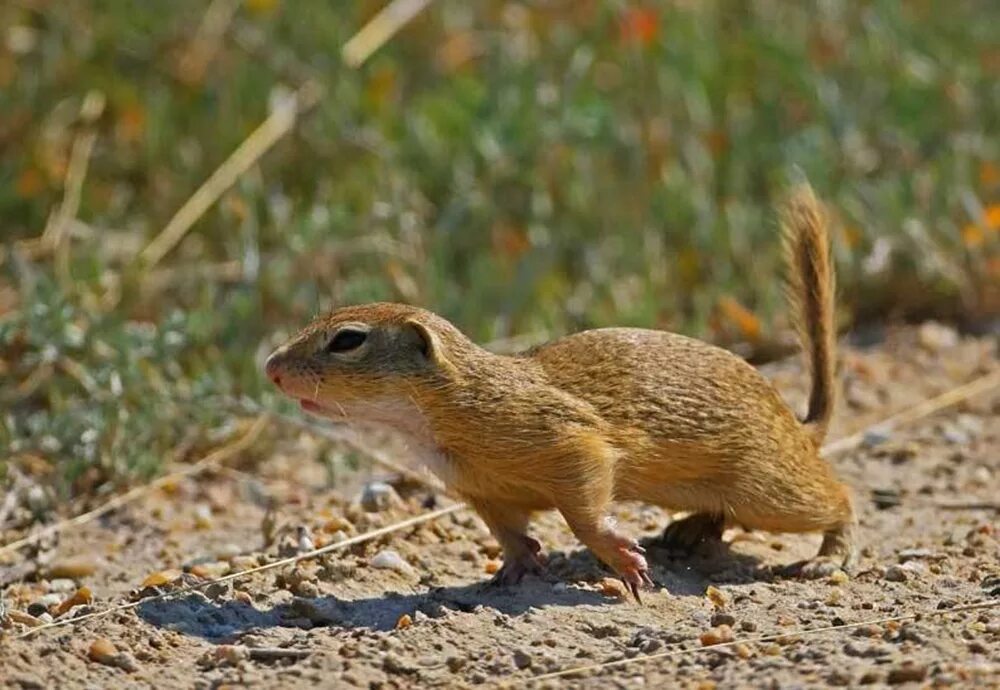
[264,351,283,387]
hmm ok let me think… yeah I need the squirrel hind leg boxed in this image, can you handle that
[656,512,725,555]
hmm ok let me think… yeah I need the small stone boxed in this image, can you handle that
[844,641,891,658]
[761,643,782,656]
[46,558,98,579]
[705,585,728,609]
[383,653,415,675]
[827,670,852,686]
[47,578,76,592]
[918,322,958,352]
[395,613,412,630]
[872,488,902,510]
[898,548,938,561]
[214,543,243,560]
[862,429,892,448]
[828,569,849,585]
[484,560,501,575]
[54,587,93,617]
[640,638,662,653]
[359,482,402,512]
[189,562,230,579]
[6,610,43,627]
[734,643,752,659]
[204,582,229,600]
[898,624,927,644]
[141,570,182,588]
[699,625,734,646]
[883,565,908,582]
[200,644,250,668]
[369,550,414,575]
[710,612,736,627]
[825,589,844,606]
[599,578,627,598]
[887,664,927,684]
[740,620,757,632]
[193,503,213,529]
[446,656,466,672]
[88,639,138,672]
[88,638,117,662]
[291,580,320,598]
[513,649,532,670]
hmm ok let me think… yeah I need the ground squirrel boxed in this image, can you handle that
[265,185,855,598]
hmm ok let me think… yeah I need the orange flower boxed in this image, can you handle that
[717,295,761,342]
[620,8,659,47]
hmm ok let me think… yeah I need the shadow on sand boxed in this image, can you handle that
[137,542,768,641]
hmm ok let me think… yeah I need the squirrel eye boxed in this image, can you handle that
[325,329,367,353]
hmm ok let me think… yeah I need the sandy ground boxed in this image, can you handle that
[1,324,998,689]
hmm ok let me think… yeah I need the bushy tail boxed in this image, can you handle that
[781,184,837,444]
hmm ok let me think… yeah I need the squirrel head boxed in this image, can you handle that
[265,302,466,419]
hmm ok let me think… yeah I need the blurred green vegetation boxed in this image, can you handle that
[1,0,998,497]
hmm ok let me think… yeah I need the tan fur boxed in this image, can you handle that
[265,187,855,587]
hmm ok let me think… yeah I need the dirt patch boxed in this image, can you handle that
[2,324,998,688]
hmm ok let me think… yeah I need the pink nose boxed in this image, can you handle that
[264,353,282,387]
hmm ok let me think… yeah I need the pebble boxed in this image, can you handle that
[88,638,139,672]
[446,656,466,672]
[887,664,927,684]
[862,429,892,448]
[6,610,43,627]
[883,565,908,582]
[395,613,412,630]
[699,625,734,646]
[142,570,182,588]
[918,322,958,352]
[55,587,93,617]
[710,613,736,627]
[599,578,627,599]
[193,504,213,529]
[828,569,849,585]
[383,652,416,674]
[898,548,938,562]
[359,482,402,512]
[827,670,852,685]
[705,585,728,609]
[189,561,230,579]
[46,558,98,579]
[369,549,414,575]
[28,594,61,615]
[47,578,76,592]
[844,641,891,658]
[513,649,532,670]
[215,543,243,560]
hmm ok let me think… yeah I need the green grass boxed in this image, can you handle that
[1,0,998,498]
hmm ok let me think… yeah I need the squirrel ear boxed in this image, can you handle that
[403,319,439,362]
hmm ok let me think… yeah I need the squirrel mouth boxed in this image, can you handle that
[298,398,344,417]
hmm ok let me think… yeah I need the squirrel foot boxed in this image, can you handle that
[488,535,546,586]
[606,535,654,602]
[778,524,855,579]
[657,513,724,555]
[778,556,841,580]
